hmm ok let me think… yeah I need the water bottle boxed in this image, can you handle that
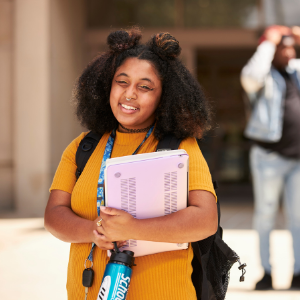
[97,244,135,300]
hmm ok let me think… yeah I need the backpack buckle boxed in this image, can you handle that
[76,169,81,179]
[82,142,93,152]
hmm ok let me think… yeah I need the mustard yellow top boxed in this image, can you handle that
[50,130,216,300]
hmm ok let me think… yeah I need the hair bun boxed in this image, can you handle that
[107,28,142,52]
[148,33,181,60]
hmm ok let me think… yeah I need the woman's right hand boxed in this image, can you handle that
[92,230,127,250]
[91,217,127,250]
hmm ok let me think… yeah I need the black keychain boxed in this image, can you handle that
[83,260,94,300]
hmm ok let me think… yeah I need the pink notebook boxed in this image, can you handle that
[104,150,189,257]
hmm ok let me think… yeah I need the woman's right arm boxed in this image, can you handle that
[44,189,94,243]
[44,189,123,250]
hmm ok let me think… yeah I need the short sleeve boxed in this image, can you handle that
[50,132,88,194]
[179,137,216,199]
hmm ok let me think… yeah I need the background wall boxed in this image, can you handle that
[0,0,85,216]
[1,0,300,216]
[0,0,13,210]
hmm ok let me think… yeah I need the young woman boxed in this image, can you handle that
[44,28,217,300]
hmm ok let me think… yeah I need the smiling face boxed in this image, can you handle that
[110,57,162,132]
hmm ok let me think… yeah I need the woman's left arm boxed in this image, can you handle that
[95,189,218,243]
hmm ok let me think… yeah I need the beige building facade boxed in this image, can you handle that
[0,0,84,216]
[1,0,299,216]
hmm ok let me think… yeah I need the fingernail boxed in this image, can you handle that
[100,206,106,211]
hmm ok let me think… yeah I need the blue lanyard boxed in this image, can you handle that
[86,126,154,264]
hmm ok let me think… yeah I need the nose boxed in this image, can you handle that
[124,84,137,100]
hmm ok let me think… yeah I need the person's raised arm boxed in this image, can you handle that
[292,26,300,45]
[290,26,300,72]
[241,29,281,94]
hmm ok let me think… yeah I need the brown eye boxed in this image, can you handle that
[115,80,128,85]
[140,85,153,91]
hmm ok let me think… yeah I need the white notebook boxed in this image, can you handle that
[104,149,189,257]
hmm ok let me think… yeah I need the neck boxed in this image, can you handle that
[272,62,288,71]
[118,123,154,133]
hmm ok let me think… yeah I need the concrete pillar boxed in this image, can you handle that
[13,0,85,216]
[14,0,51,216]
[0,0,13,209]
[49,0,85,177]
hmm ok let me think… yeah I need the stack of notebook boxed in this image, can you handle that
[105,150,189,257]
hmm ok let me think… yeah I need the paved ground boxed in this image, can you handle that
[0,203,299,299]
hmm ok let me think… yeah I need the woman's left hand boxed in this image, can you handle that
[94,206,136,242]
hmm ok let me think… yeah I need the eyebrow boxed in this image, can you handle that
[141,78,153,84]
[116,73,128,78]
[116,73,153,84]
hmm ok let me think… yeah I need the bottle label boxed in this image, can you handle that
[98,264,132,300]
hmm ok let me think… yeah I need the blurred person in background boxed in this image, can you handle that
[241,25,300,290]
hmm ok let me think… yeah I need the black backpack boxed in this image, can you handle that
[75,131,246,300]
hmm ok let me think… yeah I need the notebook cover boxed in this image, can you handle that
[105,150,189,257]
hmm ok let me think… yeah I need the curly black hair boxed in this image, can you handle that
[73,27,212,140]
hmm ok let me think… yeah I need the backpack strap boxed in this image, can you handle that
[75,132,181,180]
[212,180,218,191]
[212,181,221,226]
[156,134,182,151]
[75,131,102,180]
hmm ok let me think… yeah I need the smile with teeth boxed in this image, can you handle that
[121,104,138,110]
